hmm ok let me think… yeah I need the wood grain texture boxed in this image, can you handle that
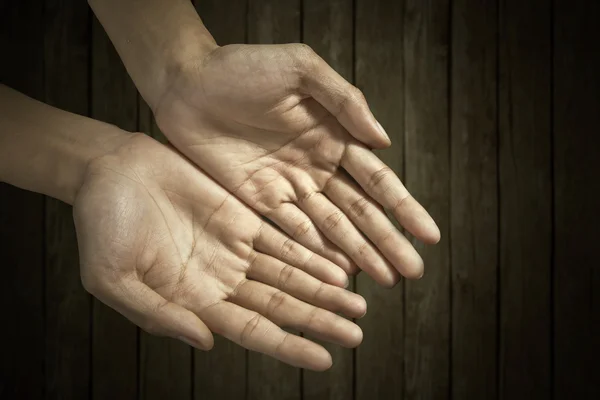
[191,2,249,399]
[553,1,600,398]
[246,1,302,399]
[354,1,405,399]
[90,16,139,400]
[0,4,45,398]
[43,1,92,398]
[195,0,248,46]
[302,1,354,399]
[403,1,451,399]
[498,1,552,399]
[451,0,499,398]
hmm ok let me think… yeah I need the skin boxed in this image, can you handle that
[0,86,366,371]
[90,0,441,287]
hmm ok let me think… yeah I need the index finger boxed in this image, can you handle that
[340,143,441,244]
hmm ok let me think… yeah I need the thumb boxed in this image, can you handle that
[85,274,214,350]
[292,44,391,149]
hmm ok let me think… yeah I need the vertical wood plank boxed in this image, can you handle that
[137,102,191,400]
[354,1,405,399]
[43,1,92,398]
[553,1,600,398]
[191,2,248,399]
[246,1,302,399]
[302,1,354,399]
[90,16,139,400]
[498,1,552,399]
[451,0,499,398]
[403,0,451,399]
[0,2,45,398]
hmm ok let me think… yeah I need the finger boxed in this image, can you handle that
[266,202,360,274]
[292,44,390,149]
[229,280,363,348]
[297,191,400,287]
[199,300,332,371]
[246,251,366,318]
[324,173,424,279]
[87,275,214,350]
[341,143,441,244]
[254,222,349,288]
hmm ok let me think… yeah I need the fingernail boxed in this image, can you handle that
[344,277,350,288]
[376,120,391,143]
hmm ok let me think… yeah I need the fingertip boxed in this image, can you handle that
[349,325,364,348]
[401,252,425,280]
[374,266,401,288]
[306,345,333,371]
[346,293,367,319]
[199,331,215,351]
[330,266,351,288]
[427,226,442,244]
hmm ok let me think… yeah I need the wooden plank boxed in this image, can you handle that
[451,0,499,398]
[90,15,139,400]
[137,102,191,400]
[498,1,552,399]
[42,1,92,398]
[0,4,45,398]
[403,0,451,399]
[246,1,302,399]
[190,2,248,399]
[195,0,247,45]
[354,1,405,399]
[553,1,600,398]
[301,1,354,399]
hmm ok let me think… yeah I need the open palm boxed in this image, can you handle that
[73,134,365,371]
[155,44,440,286]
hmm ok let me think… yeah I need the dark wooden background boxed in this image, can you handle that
[1,0,598,399]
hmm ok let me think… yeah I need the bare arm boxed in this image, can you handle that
[88,0,217,112]
[0,84,129,204]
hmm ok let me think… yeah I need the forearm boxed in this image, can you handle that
[88,0,217,111]
[0,85,130,205]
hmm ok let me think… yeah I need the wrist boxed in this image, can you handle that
[89,0,218,113]
[0,84,133,205]
[59,126,133,205]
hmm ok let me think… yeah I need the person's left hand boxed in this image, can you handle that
[153,44,440,287]
[74,133,366,371]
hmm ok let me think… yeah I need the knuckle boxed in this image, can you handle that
[351,86,366,103]
[293,43,315,58]
[351,241,372,261]
[323,210,344,232]
[280,238,295,260]
[265,291,288,319]
[277,264,296,290]
[312,282,327,302]
[368,166,393,191]
[348,197,372,219]
[240,314,263,347]
[393,193,413,213]
[336,87,365,117]
[305,307,321,329]
[293,219,313,240]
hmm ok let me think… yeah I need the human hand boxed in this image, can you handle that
[73,133,366,371]
[154,44,441,286]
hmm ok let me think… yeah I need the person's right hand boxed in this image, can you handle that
[73,133,366,371]
[153,44,441,286]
